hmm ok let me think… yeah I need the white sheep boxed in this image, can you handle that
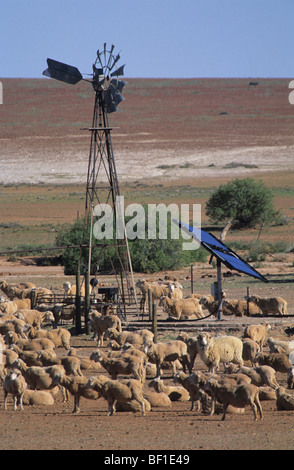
[143,339,190,378]
[267,337,294,355]
[243,323,271,351]
[3,368,27,411]
[197,332,243,373]
[204,378,263,420]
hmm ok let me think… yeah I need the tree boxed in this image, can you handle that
[205,178,277,229]
[55,213,207,275]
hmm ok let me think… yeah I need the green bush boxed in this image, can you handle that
[55,214,207,275]
[206,177,277,229]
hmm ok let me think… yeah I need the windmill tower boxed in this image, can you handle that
[43,44,138,320]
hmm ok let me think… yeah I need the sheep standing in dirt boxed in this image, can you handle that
[204,378,263,421]
[143,339,190,378]
[243,323,271,351]
[51,372,106,413]
[177,332,199,371]
[90,349,146,383]
[88,376,146,416]
[136,279,169,317]
[3,369,27,411]
[197,332,243,373]
[242,338,260,366]
[159,296,204,320]
[88,311,122,346]
[104,327,152,347]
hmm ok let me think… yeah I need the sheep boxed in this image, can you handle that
[143,390,172,408]
[243,323,271,351]
[174,371,209,411]
[104,327,150,347]
[4,332,56,351]
[88,376,146,416]
[27,326,71,350]
[224,363,279,389]
[0,299,31,315]
[0,317,28,338]
[12,359,68,401]
[199,295,219,316]
[254,351,292,373]
[267,337,294,355]
[15,310,55,329]
[177,332,198,370]
[242,338,260,366]
[143,339,190,378]
[23,389,55,406]
[159,296,204,320]
[288,367,294,389]
[275,387,294,411]
[66,348,103,373]
[204,378,263,421]
[196,332,243,373]
[63,281,85,298]
[51,373,104,413]
[135,279,169,317]
[3,368,27,411]
[148,377,190,402]
[88,311,122,346]
[115,397,151,413]
[247,294,288,316]
[167,283,183,300]
[89,349,146,383]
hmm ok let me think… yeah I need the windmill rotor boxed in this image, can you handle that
[43,43,125,113]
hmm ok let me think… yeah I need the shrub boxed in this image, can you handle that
[205,177,277,229]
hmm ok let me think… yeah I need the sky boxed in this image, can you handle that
[1,0,293,79]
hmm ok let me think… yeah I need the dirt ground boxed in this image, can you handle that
[1,78,294,452]
[0,261,293,451]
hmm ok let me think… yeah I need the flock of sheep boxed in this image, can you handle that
[0,278,294,423]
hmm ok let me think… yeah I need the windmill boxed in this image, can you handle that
[43,44,139,322]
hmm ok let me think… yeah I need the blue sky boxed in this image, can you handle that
[1,0,293,79]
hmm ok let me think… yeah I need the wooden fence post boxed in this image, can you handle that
[148,288,152,321]
[85,270,90,335]
[75,268,82,334]
[152,301,157,343]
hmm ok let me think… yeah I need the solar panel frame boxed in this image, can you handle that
[176,220,268,282]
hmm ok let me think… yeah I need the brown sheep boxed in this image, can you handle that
[204,378,263,421]
[247,295,287,316]
[88,311,122,346]
[254,352,292,373]
[27,326,71,350]
[159,296,204,320]
[148,377,190,402]
[242,338,260,366]
[243,323,271,351]
[136,279,169,317]
[143,339,190,377]
[90,349,146,383]
[276,387,294,410]
[0,299,31,315]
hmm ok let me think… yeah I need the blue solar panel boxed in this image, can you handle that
[175,221,268,282]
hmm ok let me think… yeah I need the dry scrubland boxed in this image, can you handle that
[0,78,294,450]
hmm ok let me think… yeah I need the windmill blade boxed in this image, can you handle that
[109,53,120,72]
[43,58,83,85]
[111,64,125,77]
[106,44,115,69]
